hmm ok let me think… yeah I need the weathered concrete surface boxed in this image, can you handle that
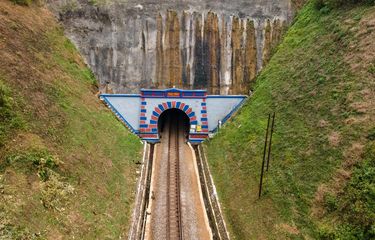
[47,0,293,94]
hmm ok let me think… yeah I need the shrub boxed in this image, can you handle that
[0,82,12,119]
[60,0,78,14]
[367,128,375,141]
[329,144,375,239]
[0,81,22,146]
[368,63,375,75]
[2,151,59,181]
[324,193,338,212]
[10,0,33,6]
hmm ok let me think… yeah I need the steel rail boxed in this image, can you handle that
[166,115,183,240]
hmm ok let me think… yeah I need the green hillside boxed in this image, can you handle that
[0,1,142,238]
[205,1,374,239]
[1,0,374,239]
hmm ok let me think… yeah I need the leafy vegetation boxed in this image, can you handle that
[315,0,374,12]
[59,0,79,14]
[205,1,374,239]
[319,143,375,239]
[88,0,109,7]
[10,0,33,6]
[0,81,23,147]
[2,150,59,180]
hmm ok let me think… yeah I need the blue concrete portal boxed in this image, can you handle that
[100,88,246,143]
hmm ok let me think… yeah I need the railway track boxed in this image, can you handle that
[166,115,183,240]
[144,111,211,239]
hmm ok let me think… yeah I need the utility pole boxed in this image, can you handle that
[259,113,271,198]
[266,112,275,171]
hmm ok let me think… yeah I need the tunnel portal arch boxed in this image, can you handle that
[140,97,208,143]
[101,88,247,144]
[158,108,190,137]
[137,89,214,143]
[150,101,198,132]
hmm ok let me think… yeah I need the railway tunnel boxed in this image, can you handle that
[101,89,245,239]
[100,88,247,143]
[158,108,190,139]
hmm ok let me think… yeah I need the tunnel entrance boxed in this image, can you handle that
[158,108,190,138]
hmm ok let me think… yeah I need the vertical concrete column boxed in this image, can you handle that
[200,98,208,133]
[140,97,149,135]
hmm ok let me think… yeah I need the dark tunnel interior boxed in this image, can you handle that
[158,108,190,138]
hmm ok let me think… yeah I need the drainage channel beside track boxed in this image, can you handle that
[194,145,231,240]
[128,142,154,240]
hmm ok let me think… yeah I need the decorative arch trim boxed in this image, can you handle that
[150,101,198,127]
[139,100,208,144]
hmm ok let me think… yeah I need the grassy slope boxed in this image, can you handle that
[205,2,374,239]
[0,1,142,238]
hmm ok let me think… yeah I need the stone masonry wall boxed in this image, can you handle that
[48,0,294,94]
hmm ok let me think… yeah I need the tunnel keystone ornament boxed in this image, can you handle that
[100,88,246,143]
